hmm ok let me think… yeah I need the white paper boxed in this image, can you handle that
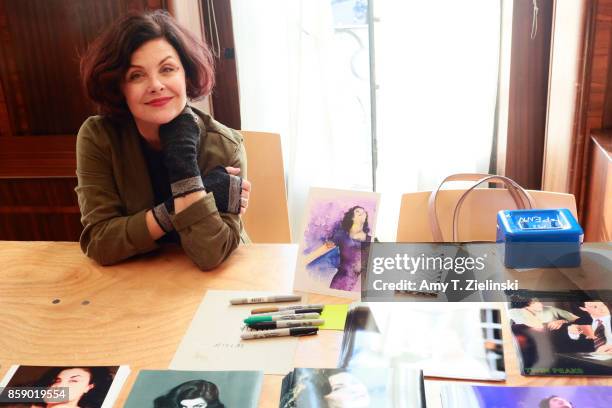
[102,366,130,408]
[169,290,303,374]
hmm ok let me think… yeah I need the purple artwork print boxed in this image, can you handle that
[302,197,377,292]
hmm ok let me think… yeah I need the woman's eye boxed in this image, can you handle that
[161,66,176,73]
[128,72,143,81]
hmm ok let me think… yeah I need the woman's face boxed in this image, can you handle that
[122,38,187,129]
[527,300,544,312]
[352,208,367,225]
[548,396,572,408]
[324,372,370,408]
[180,397,207,408]
[48,368,93,404]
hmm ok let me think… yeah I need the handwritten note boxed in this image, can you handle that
[169,290,301,374]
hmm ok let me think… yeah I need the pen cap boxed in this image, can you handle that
[248,322,277,330]
[248,319,325,329]
[259,308,323,317]
[291,327,319,336]
[244,315,273,324]
[250,307,277,314]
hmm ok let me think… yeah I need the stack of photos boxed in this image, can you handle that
[123,370,263,408]
[507,294,612,376]
[339,303,505,381]
[293,188,381,299]
[0,365,130,408]
[279,367,424,408]
[439,384,612,408]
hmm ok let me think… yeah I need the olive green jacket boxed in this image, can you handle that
[75,107,247,270]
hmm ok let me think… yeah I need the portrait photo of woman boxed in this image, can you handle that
[123,370,262,408]
[441,384,612,408]
[280,367,396,408]
[280,368,376,408]
[0,365,119,408]
[31,367,114,408]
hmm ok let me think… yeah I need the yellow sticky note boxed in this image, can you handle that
[320,304,350,330]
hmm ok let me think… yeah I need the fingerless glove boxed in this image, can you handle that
[152,197,175,233]
[159,107,205,198]
[202,166,243,214]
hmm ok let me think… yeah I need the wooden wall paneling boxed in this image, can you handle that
[505,0,554,190]
[0,136,76,178]
[0,0,168,241]
[0,0,167,137]
[200,0,241,129]
[0,178,82,241]
[601,1,612,128]
[542,0,588,194]
[0,76,11,138]
[0,0,12,138]
[583,132,612,241]
[568,0,612,222]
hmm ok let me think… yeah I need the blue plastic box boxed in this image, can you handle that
[496,208,583,268]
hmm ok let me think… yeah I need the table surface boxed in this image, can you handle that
[0,242,610,407]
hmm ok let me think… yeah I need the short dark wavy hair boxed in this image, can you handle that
[80,10,215,118]
[153,380,225,408]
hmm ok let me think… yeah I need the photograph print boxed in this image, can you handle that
[123,370,263,408]
[440,384,612,408]
[507,295,612,376]
[0,365,129,408]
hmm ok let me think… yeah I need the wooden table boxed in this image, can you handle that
[0,242,610,407]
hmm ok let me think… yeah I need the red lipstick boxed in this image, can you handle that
[146,96,173,107]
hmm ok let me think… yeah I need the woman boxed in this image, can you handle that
[77,10,250,270]
[33,367,113,408]
[281,369,371,408]
[153,380,224,408]
[539,395,574,408]
[304,206,371,291]
[508,298,578,331]
[327,206,371,291]
[324,372,371,408]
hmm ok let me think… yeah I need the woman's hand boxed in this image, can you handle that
[596,344,612,353]
[568,324,582,336]
[226,166,250,215]
[546,319,567,330]
[324,241,337,249]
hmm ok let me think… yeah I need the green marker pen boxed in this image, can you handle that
[244,312,321,324]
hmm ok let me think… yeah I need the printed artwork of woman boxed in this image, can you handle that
[305,206,371,291]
